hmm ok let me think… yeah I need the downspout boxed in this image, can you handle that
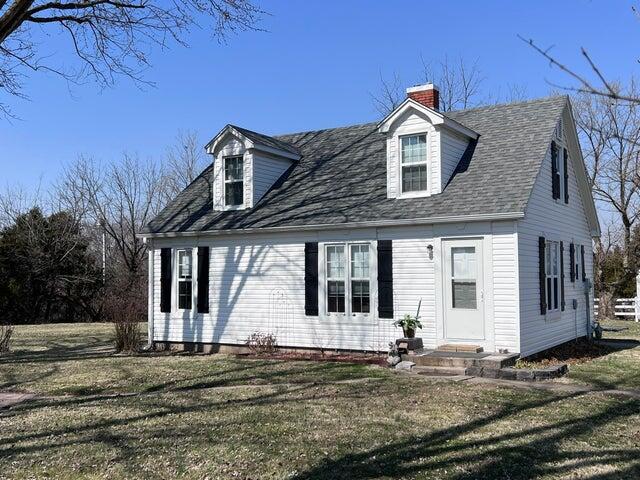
[146,238,154,349]
[584,278,592,340]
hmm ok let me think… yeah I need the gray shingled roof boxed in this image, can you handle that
[143,96,567,235]
[227,125,301,156]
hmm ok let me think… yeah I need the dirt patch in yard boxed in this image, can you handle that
[516,338,619,368]
[238,351,387,366]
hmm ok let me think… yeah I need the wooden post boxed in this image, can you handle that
[636,270,640,322]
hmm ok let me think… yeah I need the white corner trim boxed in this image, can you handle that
[139,212,525,239]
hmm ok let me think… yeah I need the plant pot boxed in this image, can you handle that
[403,327,416,339]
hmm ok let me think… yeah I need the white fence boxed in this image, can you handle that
[594,298,639,321]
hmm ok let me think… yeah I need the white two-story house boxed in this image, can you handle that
[141,84,600,357]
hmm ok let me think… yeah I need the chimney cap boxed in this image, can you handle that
[406,83,439,94]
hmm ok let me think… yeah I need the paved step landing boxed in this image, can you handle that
[405,350,519,369]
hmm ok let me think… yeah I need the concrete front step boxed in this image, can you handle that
[437,344,483,353]
[406,351,519,369]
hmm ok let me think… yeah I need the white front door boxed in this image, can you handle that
[443,238,485,341]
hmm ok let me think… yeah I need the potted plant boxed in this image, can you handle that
[393,300,423,338]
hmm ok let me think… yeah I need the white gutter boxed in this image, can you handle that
[138,212,525,239]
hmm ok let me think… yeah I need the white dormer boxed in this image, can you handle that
[377,84,478,199]
[205,125,300,211]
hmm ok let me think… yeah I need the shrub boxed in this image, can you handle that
[245,332,278,355]
[0,324,13,353]
[102,273,145,353]
[114,320,141,353]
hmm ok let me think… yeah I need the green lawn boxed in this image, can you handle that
[566,319,640,390]
[1,323,640,479]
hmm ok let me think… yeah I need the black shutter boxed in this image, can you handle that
[581,245,586,281]
[539,237,546,315]
[560,241,565,311]
[563,148,570,204]
[160,248,172,313]
[197,246,210,313]
[551,141,560,199]
[378,240,393,319]
[569,243,575,283]
[304,242,319,316]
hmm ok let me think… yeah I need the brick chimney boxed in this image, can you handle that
[406,83,439,111]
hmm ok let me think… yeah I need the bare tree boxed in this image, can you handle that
[57,153,165,278]
[574,81,640,270]
[370,71,404,117]
[0,0,263,117]
[420,55,484,112]
[160,130,207,204]
[521,15,640,105]
[371,56,490,116]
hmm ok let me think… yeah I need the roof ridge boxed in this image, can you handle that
[273,121,379,140]
[445,95,567,116]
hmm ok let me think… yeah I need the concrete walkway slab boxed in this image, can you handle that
[0,393,36,409]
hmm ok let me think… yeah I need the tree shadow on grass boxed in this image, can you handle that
[1,380,639,479]
[290,392,640,480]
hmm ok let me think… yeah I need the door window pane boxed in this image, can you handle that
[451,246,477,309]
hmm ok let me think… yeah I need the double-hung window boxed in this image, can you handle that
[545,240,560,312]
[177,249,193,310]
[224,156,244,206]
[350,244,370,313]
[326,245,346,313]
[575,244,581,282]
[325,243,371,315]
[401,134,428,193]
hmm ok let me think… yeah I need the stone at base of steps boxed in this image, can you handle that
[413,366,468,376]
[409,364,568,381]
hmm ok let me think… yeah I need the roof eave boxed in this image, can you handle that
[138,211,525,239]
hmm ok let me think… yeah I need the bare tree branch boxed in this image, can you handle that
[0,0,264,116]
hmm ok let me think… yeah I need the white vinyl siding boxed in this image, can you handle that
[440,130,469,189]
[252,154,292,205]
[517,106,594,356]
[151,221,519,353]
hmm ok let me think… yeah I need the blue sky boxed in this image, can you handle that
[2,0,639,191]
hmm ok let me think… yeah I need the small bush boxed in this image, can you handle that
[0,324,13,353]
[114,320,141,353]
[245,332,278,355]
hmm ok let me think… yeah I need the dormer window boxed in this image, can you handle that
[401,134,428,193]
[224,156,244,206]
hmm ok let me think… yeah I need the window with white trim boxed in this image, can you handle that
[177,249,193,310]
[545,240,560,312]
[575,244,581,282]
[224,156,244,206]
[350,244,370,313]
[325,243,371,315]
[400,134,427,193]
